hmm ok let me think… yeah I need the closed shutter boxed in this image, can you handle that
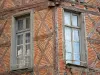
[80,13,87,66]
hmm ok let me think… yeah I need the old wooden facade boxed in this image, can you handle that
[0,0,100,75]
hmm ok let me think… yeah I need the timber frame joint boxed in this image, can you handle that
[48,0,61,7]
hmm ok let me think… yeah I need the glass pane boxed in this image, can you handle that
[26,44,30,55]
[18,59,25,68]
[26,33,30,43]
[17,34,23,45]
[74,54,80,61]
[64,12,71,25]
[17,19,23,31]
[65,41,72,52]
[25,56,30,67]
[73,29,79,41]
[73,42,80,53]
[17,46,23,56]
[26,17,30,29]
[72,15,78,27]
[66,53,72,60]
[65,27,71,41]
[73,54,80,65]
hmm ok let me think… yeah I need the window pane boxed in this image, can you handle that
[25,44,30,67]
[73,29,79,41]
[17,59,25,68]
[26,44,30,55]
[25,56,30,67]
[72,15,78,27]
[65,27,71,41]
[17,19,23,31]
[64,12,71,25]
[74,61,80,65]
[73,42,80,53]
[26,17,30,29]
[17,34,23,45]
[74,54,80,60]
[73,54,80,65]
[66,53,72,60]
[26,33,30,43]
[65,41,72,52]
[17,46,23,56]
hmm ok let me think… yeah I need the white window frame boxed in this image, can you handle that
[71,0,84,2]
[63,10,88,66]
[11,10,34,70]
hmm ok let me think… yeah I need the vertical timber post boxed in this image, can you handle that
[52,7,59,75]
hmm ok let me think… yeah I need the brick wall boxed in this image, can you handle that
[57,7,100,75]
[0,0,100,75]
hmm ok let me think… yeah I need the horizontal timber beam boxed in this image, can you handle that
[0,1,49,17]
[0,68,33,75]
[0,0,100,17]
[63,0,100,9]
[87,37,100,44]
[62,5,100,16]
[66,63,100,72]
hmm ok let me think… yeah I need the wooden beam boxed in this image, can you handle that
[66,63,100,72]
[87,37,100,44]
[63,0,100,9]
[0,68,33,75]
[0,0,100,17]
[62,5,100,16]
[0,1,49,17]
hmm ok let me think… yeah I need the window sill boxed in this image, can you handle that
[11,68,33,74]
[0,68,33,75]
[66,63,87,69]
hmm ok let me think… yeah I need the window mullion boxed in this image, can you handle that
[23,19,26,67]
[23,19,26,56]
[70,13,74,63]
[22,33,25,67]
[79,28,81,65]
[72,28,74,63]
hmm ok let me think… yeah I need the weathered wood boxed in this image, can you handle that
[63,0,100,9]
[52,7,59,75]
[0,68,33,75]
[96,26,100,33]
[66,63,100,73]
[0,1,49,18]
[34,32,53,41]
[0,0,100,17]
[87,37,100,44]
[62,5,100,16]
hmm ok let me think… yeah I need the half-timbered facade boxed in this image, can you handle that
[0,0,100,75]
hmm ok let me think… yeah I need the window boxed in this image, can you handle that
[64,11,87,66]
[16,15,31,69]
[11,11,33,70]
